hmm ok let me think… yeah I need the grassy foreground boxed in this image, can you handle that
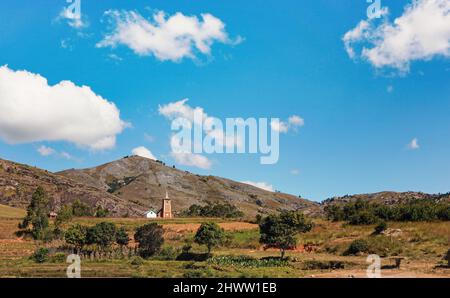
[0,204,448,278]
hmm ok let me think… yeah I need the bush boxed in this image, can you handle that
[349,211,378,225]
[325,199,450,224]
[72,200,93,217]
[129,256,145,266]
[302,260,345,270]
[65,224,88,252]
[134,223,164,258]
[155,247,180,261]
[95,206,109,218]
[50,253,66,263]
[208,255,289,268]
[181,202,244,218]
[344,239,369,256]
[86,222,117,249]
[374,221,387,235]
[32,248,49,263]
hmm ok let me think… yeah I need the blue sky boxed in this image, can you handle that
[0,0,449,201]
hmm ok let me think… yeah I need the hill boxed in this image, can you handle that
[57,156,320,217]
[322,191,450,207]
[0,158,143,217]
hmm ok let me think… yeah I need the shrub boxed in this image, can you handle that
[87,222,117,249]
[115,227,130,247]
[50,253,66,263]
[374,221,387,235]
[344,239,369,256]
[349,211,378,225]
[32,248,49,263]
[302,260,345,270]
[129,256,145,266]
[65,224,88,252]
[134,223,164,258]
[94,206,109,218]
[181,202,244,218]
[72,200,93,217]
[155,247,180,261]
[55,205,73,226]
[325,199,450,224]
[208,255,289,268]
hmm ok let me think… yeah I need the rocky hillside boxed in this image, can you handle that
[322,191,450,207]
[0,158,143,217]
[58,156,320,217]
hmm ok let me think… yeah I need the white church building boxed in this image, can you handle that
[144,210,157,219]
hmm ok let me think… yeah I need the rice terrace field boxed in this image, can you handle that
[1,204,448,278]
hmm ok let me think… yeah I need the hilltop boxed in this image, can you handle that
[0,158,144,217]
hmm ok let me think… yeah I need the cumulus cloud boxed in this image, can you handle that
[37,145,56,157]
[241,181,275,192]
[271,115,305,134]
[0,66,127,150]
[343,0,450,72]
[132,146,157,160]
[97,10,241,62]
[407,138,420,150]
[171,151,212,169]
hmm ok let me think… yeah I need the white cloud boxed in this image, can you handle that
[97,10,241,62]
[37,145,56,157]
[343,0,450,72]
[58,4,88,29]
[290,169,300,175]
[288,115,305,127]
[159,98,207,125]
[60,152,74,160]
[271,115,305,134]
[132,146,157,160]
[0,66,127,150]
[171,152,212,170]
[387,85,394,93]
[270,120,289,133]
[407,138,420,150]
[241,181,275,192]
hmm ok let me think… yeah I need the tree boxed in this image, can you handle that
[116,227,130,248]
[259,215,296,259]
[87,222,117,249]
[134,223,164,258]
[55,205,73,226]
[279,211,314,233]
[19,186,50,240]
[259,211,312,259]
[65,224,88,253]
[194,222,225,255]
[72,199,93,217]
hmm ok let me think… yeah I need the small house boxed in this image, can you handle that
[49,212,58,219]
[145,210,157,219]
